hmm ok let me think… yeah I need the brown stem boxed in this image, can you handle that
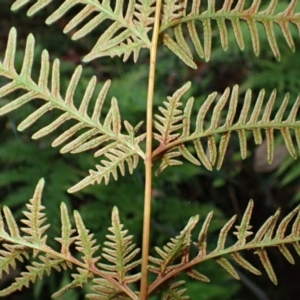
[140,1,162,299]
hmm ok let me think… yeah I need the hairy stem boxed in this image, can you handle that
[140,1,162,299]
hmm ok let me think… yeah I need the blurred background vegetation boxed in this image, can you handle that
[0,0,300,299]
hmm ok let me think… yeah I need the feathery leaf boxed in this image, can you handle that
[160,0,300,65]
[11,0,155,62]
[0,28,144,192]
[20,179,49,257]
[97,207,141,284]
[149,215,199,275]
[153,83,300,174]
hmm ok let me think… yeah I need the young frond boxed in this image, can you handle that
[11,0,155,62]
[160,0,300,66]
[149,215,199,275]
[153,82,300,174]
[97,207,141,284]
[0,28,144,192]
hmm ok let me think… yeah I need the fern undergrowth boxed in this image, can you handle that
[1,0,300,299]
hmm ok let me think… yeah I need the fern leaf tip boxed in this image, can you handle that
[37,178,45,188]
[112,206,119,214]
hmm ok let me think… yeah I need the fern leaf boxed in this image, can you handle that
[162,280,189,300]
[20,178,50,257]
[191,201,300,284]
[55,203,77,259]
[97,207,141,284]
[153,83,300,174]
[213,215,237,252]
[255,249,277,285]
[186,269,210,282]
[52,268,91,299]
[1,206,21,239]
[149,201,300,294]
[160,0,300,65]
[0,28,144,191]
[87,207,140,299]
[154,82,191,145]
[0,180,138,298]
[149,215,199,275]
[197,211,214,257]
[0,180,69,296]
[68,146,140,193]
[0,244,29,279]
[215,257,240,280]
[87,278,133,300]
[155,150,183,175]
[11,0,154,62]
[74,211,100,267]
[231,252,261,276]
[233,200,254,246]
[0,255,66,297]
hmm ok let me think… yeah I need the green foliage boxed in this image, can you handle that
[1,183,299,299]
[0,27,145,193]
[1,0,300,299]
[0,180,140,299]
[153,82,300,173]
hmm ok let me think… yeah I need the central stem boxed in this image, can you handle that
[140,1,162,299]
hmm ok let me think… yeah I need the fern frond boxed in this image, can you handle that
[198,200,300,284]
[52,267,91,299]
[69,144,140,193]
[0,255,66,297]
[0,28,144,192]
[97,207,141,283]
[162,280,189,300]
[86,207,140,299]
[11,0,155,62]
[0,180,139,299]
[149,215,199,275]
[87,278,133,300]
[74,211,100,267]
[154,82,192,145]
[160,0,300,65]
[153,82,300,174]
[20,179,50,257]
[148,200,300,296]
[55,203,77,259]
[0,179,68,296]
[0,244,29,279]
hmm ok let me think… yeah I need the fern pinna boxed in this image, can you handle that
[1,0,300,299]
[0,179,141,299]
[0,182,299,298]
[153,82,300,174]
[2,30,300,191]
[0,27,145,193]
